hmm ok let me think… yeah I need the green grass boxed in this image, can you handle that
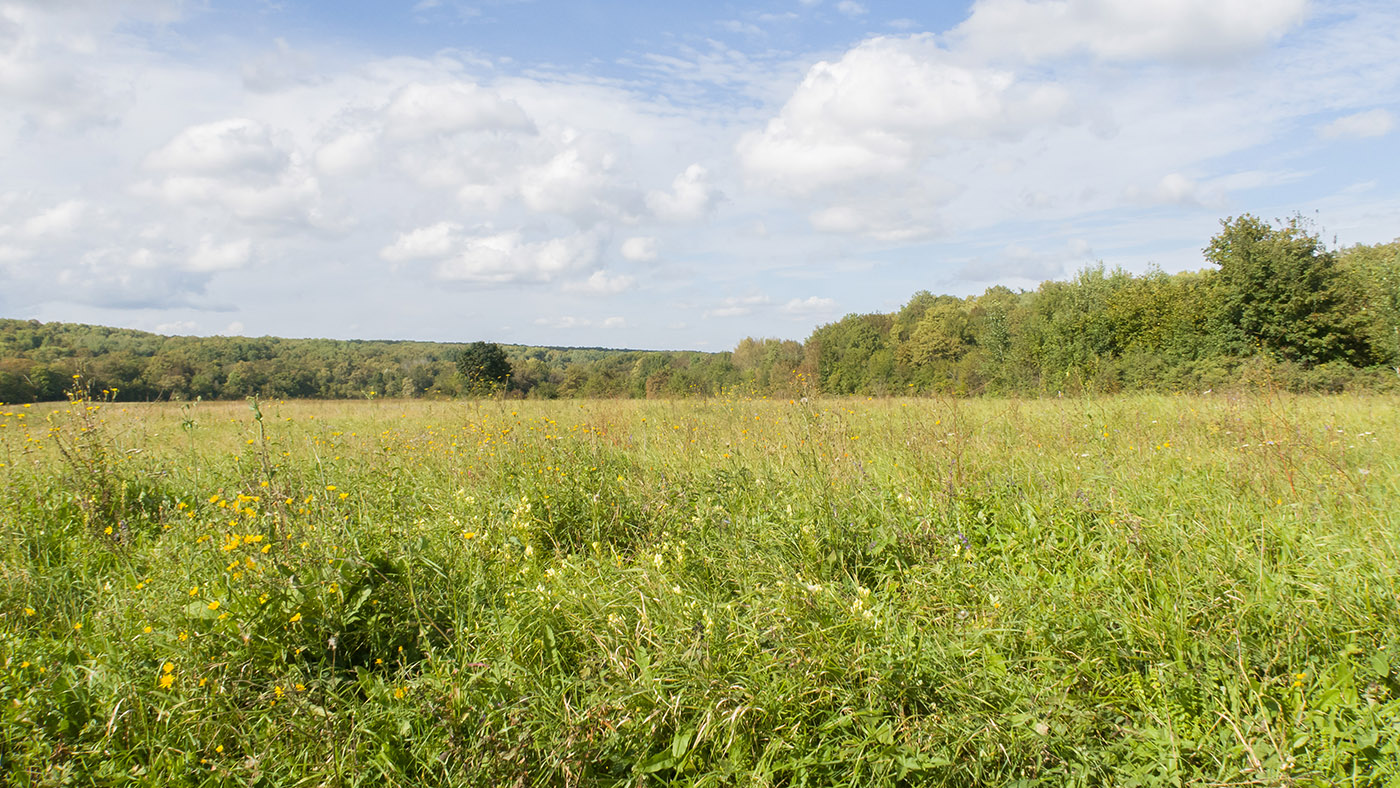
[2,389,1399,786]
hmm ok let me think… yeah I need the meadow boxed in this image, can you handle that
[2,388,1398,786]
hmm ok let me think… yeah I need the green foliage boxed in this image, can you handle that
[1206,214,1376,365]
[456,341,512,396]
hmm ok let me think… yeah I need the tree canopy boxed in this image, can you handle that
[456,342,512,396]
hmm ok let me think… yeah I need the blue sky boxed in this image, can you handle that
[2,0,1397,349]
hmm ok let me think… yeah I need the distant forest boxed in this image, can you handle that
[2,216,1397,402]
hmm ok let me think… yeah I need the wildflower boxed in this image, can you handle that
[143,626,153,634]
[207,600,220,611]
[73,622,82,631]
[178,630,189,641]
[289,613,302,623]
[189,586,199,597]
[24,607,34,616]
[215,745,224,754]
[159,674,174,690]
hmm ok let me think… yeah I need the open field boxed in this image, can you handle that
[3,391,1399,786]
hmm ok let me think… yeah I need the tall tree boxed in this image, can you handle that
[457,341,512,396]
[1206,215,1375,365]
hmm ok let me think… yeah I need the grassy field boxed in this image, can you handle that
[2,388,1399,786]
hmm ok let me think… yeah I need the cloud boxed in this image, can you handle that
[836,1,867,17]
[567,270,636,295]
[314,130,378,176]
[186,236,252,272]
[154,320,197,334]
[620,236,659,262]
[380,221,461,262]
[952,0,1308,64]
[382,222,601,284]
[533,314,627,329]
[1320,109,1394,140]
[145,118,288,175]
[23,200,86,238]
[436,229,601,284]
[139,118,330,229]
[383,82,534,140]
[738,35,1071,195]
[704,295,770,319]
[646,164,718,222]
[241,38,319,93]
[519,138,631,221]
[780,296,837,317]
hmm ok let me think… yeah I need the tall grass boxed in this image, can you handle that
[2,389,1398,786]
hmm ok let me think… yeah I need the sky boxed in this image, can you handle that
[1,0,1398,350]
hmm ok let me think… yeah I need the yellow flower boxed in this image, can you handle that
[274,685,284,698]
[24,607,34,616]
[207,600,220,611]
[325,485,337,492]
[163,662,174,673]
[215,745,224,754]
[143,626,153,634]
[178,630,189,641]
[289,613,302,623]
[158,674,174,690]
[189,586,199,597]
[73,622,82,631]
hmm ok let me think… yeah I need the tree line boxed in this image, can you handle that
[1,216,1396,403]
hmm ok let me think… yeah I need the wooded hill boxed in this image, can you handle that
[2,216,1397,402]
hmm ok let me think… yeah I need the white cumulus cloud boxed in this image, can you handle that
[646,164,718,222]
[186,236,252,272]
[434,229,600,284]
[23,200,86,238]
[738,35,1070,195]
[380,221,461,262]
[620,236,659,262]
[145,118,288,175]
